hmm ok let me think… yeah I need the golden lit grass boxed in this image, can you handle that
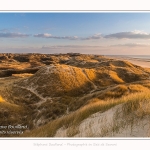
[110,60,134,68]
[0,96,5,102]
[58,66,89,90]
[0,97,27,131]
[0,62,31,70]
[0,100,24,113]
[75,55,96,62]
[84,69,96,81]
[12,73,33,78]
[98,84,150,100]
[98,85,128,99]
[84,95,150,137]
[129,84,148,92]
[141,82,150,89]
[121,93,150,117]
[0,96,25,118]
[1,54,150,137]
[27,65,97,97]
[144,68,150,72]
[21,90,150,137]
[21,99,121,137]
[70,92,150,137]
[107,92,150,137]
[109,71,124,83]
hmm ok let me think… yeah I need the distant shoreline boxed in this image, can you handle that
[106,55,150,68]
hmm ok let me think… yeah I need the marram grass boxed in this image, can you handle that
[21,90,150,137]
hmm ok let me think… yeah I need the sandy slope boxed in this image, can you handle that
[54,104,150,137]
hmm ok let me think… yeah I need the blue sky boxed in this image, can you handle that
[1,13,150,55]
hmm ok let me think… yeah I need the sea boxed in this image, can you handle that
[106,55,150,61]
[126,55,150,60]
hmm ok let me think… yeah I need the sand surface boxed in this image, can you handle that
[107,55,150,68]
[54,104,150,137]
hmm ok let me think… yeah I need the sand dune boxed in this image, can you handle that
[1,53,150,137]
[107,55,150,68]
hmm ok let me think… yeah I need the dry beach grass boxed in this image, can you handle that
[0,53,150,137]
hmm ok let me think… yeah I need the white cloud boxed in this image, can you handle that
[110,43,150,47]
[81,33,103,40]
[34,31,150,40]
[34,33,52,38]
[34,33,103,40]
[42,45,103,49]
[0,32,30,38]
[55,36,79,40]
[105,30,150,39]
[34,33,78,40]
[131,30,149,35]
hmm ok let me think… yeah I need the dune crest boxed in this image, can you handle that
[0,53,150,137]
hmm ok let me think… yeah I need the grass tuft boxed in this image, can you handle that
[21,90,150,137]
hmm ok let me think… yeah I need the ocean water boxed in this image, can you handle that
[105,55,150,68]
[127,55,150,60]
[107,55,150,61]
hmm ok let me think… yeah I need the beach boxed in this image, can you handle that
[107,55,150,68]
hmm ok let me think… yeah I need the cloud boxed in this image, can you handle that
[42,45,103,49]
[54,36,79,40]
[34,30,150,40]
[34,33,79,40]
[81,33,103,40]
[110,43,150,47]
[105,30,150,39]
[0,32,30,38]
[34,33,52,38]
[34,33,103,40]
[40,45,106,54]
[0,28,21,32]
[0,29,10,32]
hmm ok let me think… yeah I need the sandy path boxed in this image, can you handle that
[14,85,53,106]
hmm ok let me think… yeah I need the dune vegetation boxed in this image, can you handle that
[21,91,150,137]
[0,53,150,137]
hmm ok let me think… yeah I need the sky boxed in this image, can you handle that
[1,12,150,55]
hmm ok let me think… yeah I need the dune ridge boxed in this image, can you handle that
[0,53,150,137]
